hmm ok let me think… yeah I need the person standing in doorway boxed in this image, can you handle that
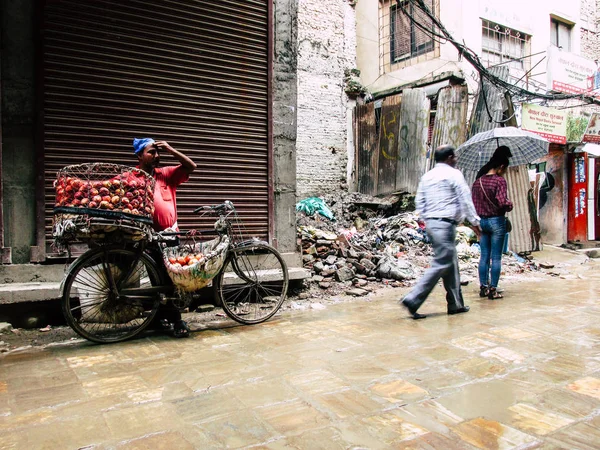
[400,145,481,319]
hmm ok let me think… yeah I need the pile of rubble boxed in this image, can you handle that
[297,193,538,297]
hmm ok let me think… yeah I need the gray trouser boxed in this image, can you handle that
[403,219,465,312]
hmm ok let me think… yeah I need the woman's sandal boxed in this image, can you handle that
[479,286,490,298]
[488,288,504,300]
[173,320,191,338]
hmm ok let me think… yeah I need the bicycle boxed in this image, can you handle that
[59,201,289,344]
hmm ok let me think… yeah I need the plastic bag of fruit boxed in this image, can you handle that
[162,235,230,292]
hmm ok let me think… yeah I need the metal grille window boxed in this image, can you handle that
[481,20,530,71]
[550,18,572,51]
[379,0,438,73]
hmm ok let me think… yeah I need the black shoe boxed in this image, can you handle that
[173,320,191,338]
[401,299,427,320]
[448,306,470,315]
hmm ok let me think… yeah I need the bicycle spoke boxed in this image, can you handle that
[63,247,161,343]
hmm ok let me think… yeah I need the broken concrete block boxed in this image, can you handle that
[325,255,338,265]
[196,304,215,313]
[360,258,376,271]
[313,261,324,273]
[302,254,315,264]
[319,282,331,289]
[346,288,368,296]
[335,267,354,282]
[0,322,13,333]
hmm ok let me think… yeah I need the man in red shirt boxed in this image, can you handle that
[134,137,197,337]
[134,138,196,231]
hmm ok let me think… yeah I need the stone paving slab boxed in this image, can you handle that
[1,260,599,449]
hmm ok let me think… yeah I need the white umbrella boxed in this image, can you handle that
[456,127,550,171]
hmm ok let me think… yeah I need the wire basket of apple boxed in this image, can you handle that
[52,163,156,243]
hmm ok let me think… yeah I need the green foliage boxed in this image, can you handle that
[343,68,367,97]
[566,113,590,143]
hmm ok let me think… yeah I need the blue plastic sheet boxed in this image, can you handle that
[296,197,335,220]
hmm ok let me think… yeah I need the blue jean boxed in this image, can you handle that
[478,216,507,288]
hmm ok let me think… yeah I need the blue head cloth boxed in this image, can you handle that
[133,138,155,155]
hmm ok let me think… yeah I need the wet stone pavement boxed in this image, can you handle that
[1,260,600,449]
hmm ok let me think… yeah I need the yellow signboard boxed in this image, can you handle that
[521,103,567,144]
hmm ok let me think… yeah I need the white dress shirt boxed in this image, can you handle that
[416,163,480,226]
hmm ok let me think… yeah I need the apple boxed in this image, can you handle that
[88,201,98,208]
[92,195,102,203]
[80,198,89,206]
[99,187,110,196]
[111,195,120,205]
[122,208,131,214]
[100,201,110,209]
[101,195,111,203]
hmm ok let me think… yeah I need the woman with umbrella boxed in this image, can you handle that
[475,145,512,180]
[471,155,513,300]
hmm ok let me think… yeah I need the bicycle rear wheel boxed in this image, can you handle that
[62,246,163,343]
[215,242,288,324]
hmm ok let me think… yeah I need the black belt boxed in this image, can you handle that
[430,217,458,226]
[480,215,504,219]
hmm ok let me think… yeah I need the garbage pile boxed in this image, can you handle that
[297,193,538,296]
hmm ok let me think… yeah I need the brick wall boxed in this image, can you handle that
[296,0,357,197]
[581,0,600,59]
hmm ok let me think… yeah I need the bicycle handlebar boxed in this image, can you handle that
[193,200,234,214]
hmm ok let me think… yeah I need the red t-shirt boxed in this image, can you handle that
[134,165,189,231]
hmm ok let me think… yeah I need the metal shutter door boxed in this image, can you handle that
[42,0,270,256]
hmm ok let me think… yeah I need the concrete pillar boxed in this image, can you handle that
[1,0,36,264]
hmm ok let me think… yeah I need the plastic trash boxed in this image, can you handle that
[295,197,335,220]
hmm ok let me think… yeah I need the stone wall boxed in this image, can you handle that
[296,0,357,197]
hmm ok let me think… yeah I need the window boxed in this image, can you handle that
[481,20,531,71]
[550,18,572,51]
[390,0,435,63]
[379,0,439,73]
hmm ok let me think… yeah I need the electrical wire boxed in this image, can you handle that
[398,0,600,107]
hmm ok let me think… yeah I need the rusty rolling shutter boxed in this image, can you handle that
[42,0,270,256]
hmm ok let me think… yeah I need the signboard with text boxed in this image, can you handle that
[582,113,600,143]
[546,46,599,96]
[521,103,567,144]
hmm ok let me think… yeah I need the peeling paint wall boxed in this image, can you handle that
[296,0,357,197]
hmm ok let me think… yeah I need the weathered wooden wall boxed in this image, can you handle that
[430,84,469,170]
[353,88,430,196]
[396,89,430,194]
[377,95,402,194]
[506,165,535,254]
[355,102,378,196]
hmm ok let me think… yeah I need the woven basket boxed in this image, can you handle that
[162,236,230,292]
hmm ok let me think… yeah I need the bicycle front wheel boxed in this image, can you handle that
[62,246,163,343]
[215,242,288,325]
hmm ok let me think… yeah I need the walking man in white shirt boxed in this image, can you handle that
[401,145,481,319]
